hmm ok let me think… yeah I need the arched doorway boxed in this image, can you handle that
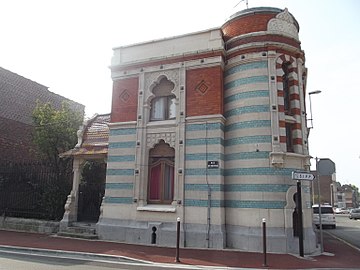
[77,160,106,222]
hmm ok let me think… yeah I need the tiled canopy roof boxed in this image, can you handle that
[61,114,110,157]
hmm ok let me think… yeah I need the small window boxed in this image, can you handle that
[149,77,176,122]
[150,95,176,121]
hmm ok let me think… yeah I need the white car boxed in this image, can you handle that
[312,204,336,229]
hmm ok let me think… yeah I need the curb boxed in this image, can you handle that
[0,245,250,270]
[0,245,150,264]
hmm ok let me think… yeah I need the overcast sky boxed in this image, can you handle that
[1,0,360,189]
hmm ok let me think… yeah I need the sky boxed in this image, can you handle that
[1,0,360,189]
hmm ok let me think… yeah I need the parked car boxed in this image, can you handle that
[335,207,349,214]
[312,204,336,229]
[349,208,360,220]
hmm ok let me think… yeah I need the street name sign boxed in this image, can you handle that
[292,171,315,181]
[207,161,219,169]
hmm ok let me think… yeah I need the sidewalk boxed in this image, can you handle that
[0,229,359,269]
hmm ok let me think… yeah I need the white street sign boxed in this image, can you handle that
[292,171,315,181]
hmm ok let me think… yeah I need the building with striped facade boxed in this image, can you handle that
[96,7,316,254]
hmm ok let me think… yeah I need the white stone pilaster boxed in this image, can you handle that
[60,158,83,229]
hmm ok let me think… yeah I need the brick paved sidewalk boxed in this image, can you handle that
[0,229,359,269]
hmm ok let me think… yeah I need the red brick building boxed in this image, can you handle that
[0,67,84,163]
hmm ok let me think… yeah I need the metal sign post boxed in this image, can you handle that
[296,180,304,257]
[292,171,314,257]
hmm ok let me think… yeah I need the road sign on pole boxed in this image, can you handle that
[292,171,315,181]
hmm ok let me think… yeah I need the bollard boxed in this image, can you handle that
[175,217,180,263]
[262,218,268,267]
[151,226,157,244]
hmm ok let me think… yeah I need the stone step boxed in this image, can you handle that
[57,231,98,240]
[58,222,98,240]
[66,226,96,235]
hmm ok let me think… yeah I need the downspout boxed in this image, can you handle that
[182,136,187,247]
[205,122,211,248]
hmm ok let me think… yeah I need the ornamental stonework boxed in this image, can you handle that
[146,132,176,148]
[267,8,299,40]
[145,69,179,94]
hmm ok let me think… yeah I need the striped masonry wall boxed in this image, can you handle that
[104,127,137,205]
[184,121,225,225]
[223,59,292,215]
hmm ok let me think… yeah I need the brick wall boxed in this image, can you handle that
[0,67,84,125]
[222,13,275,41]
[0,67,85,164]
[111,77,139,123]
[186,66,223,117]
[0,117,38,163]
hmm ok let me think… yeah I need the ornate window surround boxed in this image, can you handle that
[134,68,185,210]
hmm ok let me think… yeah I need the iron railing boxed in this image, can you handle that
[0,162,72,220]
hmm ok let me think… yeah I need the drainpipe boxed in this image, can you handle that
[205,122,211,248]
[206,183,211,248]
[182,137,187,247]
[180,106,186,247]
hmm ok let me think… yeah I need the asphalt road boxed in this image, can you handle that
[0,252,139,270]
[326,214,360,250]
[0,250,204,270]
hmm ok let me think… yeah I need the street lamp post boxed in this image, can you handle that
[308,90,322,204]
[316,157,324,253]
[308,90,323,253]
[330,183,334,207]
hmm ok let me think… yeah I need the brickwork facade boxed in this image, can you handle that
[186,66,223,117]
[111,77,139,123]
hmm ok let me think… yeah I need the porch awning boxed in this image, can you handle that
[60,145,108,157]
[60,113,110,158]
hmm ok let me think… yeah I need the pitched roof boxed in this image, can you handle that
[0,66,84,125]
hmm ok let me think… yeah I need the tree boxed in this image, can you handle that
[32,101,83,220]
[32,101,83,167]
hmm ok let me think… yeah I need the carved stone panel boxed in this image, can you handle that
[146,132,176,148]
[144,69,179,103]
[267,8,299,40]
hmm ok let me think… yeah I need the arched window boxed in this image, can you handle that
[150,77,176,121]
[282,62,291,113]
[148,140,175,204]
